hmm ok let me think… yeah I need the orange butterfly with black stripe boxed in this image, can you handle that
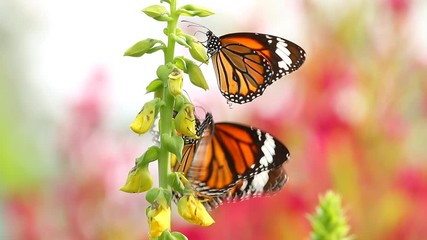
[205,31,306,104]
[174,112,290,210]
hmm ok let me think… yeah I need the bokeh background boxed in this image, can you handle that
[1,0,427,239]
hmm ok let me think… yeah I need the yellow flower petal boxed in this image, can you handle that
[178,194,215,226]
[130,99,159,135]
[175,103,198,138]
[120,164,153,193]
[148,203,171,238]
[168,67,183,97]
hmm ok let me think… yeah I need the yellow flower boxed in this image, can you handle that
[147,202,171,238]
[168,67,183,97]
[120,163,153,193]
[130,99,159,135]
[174,103,198,138]
[178,194,215,226]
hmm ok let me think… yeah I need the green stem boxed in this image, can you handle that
[158,0,178,189]
[165,0,177,63]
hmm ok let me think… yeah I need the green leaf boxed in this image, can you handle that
[177,4,214,17]
[184,58,209,90]
[142,5,172,21]
[170,33,191,48]
[146,79,164,93]
[124,38,165,57]
[162,134,184,159]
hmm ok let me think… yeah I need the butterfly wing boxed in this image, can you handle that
[208,32,306,104]
[177,113,290,210]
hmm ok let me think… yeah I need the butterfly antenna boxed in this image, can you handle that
[181,20,210,32]
[194,105,207,117]
[182,90,193,104]
[194,30,208,41]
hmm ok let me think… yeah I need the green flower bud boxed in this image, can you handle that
[142,5,172,21]
[124,38,165,57]
[177,4,214,17]
[185,59,209,90]
[183,34,208,64]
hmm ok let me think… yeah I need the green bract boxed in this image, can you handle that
[137,146,161,166]
[168,172,186,193]
[173,56,186,71]
[146,187,172,206]
[146,188,162,204]
[173,94,189,111]
[170,33,191,48]
[146,79,164,93]
[157,64,172,81]
[124,38,165,57]
[161,133,184,159]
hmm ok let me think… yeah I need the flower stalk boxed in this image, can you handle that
[121,0,214,238]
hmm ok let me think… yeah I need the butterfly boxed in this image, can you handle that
[205,31,306,104]
[174,112,290,210]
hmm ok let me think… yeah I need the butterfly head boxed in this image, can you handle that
[205,31,221,56]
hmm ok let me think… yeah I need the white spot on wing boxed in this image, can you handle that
[256,129,262,141]
[251,171,269,192]
[275,41,292,70]
[239,179,248,191]
[259,133,276,167]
